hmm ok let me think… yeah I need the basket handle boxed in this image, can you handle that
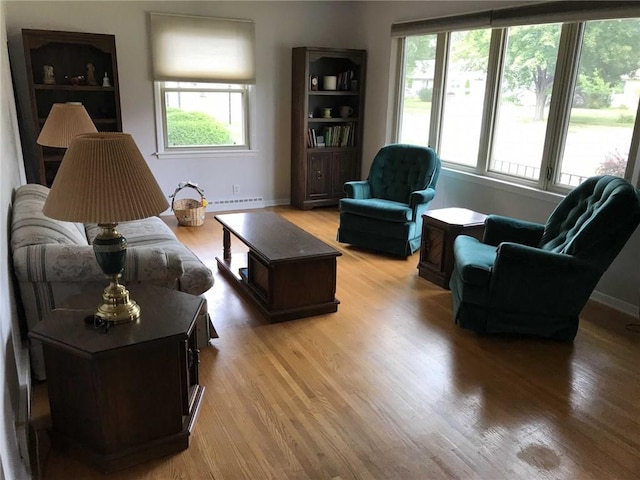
[169,181,206,211]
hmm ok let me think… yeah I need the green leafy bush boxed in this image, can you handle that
[166,108,233,146]
[418,87,433,102]
[577,75,612,109]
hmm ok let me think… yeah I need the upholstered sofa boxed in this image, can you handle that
[11,184,216,380]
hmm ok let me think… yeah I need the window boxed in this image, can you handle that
[558,18,640,187]
[398,34,437,146]
[490,24,562,181]
[157,82,248,150]
[149,12,255,155]
[439,29,491,167]
[392,3,640,192]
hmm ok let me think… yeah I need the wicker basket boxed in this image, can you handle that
[170,182,207,227]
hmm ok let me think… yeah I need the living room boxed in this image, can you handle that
[1,1,640,478]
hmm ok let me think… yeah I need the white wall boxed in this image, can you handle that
[6,0,363,209]
[0,0,32,477]
[358,1,640,314]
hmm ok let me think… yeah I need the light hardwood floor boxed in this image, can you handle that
[37,206,640,479]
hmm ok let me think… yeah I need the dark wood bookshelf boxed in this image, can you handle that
[19,29,122,186]
[291,47,366,210]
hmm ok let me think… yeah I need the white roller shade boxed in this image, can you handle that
[150,12,255,84]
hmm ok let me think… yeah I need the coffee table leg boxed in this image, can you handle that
[223,228,231,261]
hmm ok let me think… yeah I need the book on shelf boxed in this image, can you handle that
[336,70,355,91]
[307,125,355,148]
[306,128,319,148]
[322,124,353,147]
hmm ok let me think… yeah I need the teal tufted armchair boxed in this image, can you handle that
[337,144,440,257]
[450,175,640,341]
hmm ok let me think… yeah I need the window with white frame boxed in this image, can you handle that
[393,3,640,192]
[149,12,255,154]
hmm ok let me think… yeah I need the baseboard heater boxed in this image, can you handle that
[212,197,265,211]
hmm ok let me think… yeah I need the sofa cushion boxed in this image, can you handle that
[11,184,88,249]
[453,235,496,287]
[86,217,214,295]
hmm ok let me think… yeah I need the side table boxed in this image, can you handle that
[418,208,488,289]
[29,285,205,473]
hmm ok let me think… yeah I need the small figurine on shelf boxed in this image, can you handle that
[102,72,111,87]
[43,65,55,85]
[86,63,97,85]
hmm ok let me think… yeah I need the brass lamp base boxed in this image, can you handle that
[96,274,140,324]
[93,223,140,324]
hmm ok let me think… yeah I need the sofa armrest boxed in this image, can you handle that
[13,244,183,283]
[344,180,371,199]
[483,214,545,247]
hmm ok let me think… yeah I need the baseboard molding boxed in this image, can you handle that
[264,198,291,208]
[590,290,639,318]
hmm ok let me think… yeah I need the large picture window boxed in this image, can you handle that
[392,3,640,192]
[149,12,255,155]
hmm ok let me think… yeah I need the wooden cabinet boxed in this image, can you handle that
[28,286,204,473]
[291,47,366,210]
[19,29,122,186]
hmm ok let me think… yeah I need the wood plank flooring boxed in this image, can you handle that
[37,206,640,479]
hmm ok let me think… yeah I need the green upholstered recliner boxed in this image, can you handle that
[450,175,640,341]
[337,144,441,257]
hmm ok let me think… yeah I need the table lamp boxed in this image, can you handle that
[42,132,169,324]
[36,102,97,147]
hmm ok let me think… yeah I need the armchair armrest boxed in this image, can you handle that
[409,187,437,222]
[344,180,371,199]
[13,244,183,283]
[483,214,545,247]
[409,188,436,208]
[490,242,600,315]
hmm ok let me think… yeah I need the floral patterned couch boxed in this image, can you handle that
[11,184,216,380]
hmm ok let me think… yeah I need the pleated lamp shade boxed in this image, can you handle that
[36,102,98,147]
[43,133,169,223]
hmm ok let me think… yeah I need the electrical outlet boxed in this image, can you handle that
[233,184,240,194]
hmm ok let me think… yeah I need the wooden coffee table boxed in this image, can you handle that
[214,212,341,322]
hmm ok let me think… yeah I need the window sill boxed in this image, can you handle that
[153,149,258,160]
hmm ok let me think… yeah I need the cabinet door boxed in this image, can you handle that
[180,328,200,416]
[332,151,358,196]
[307,152,332,199]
